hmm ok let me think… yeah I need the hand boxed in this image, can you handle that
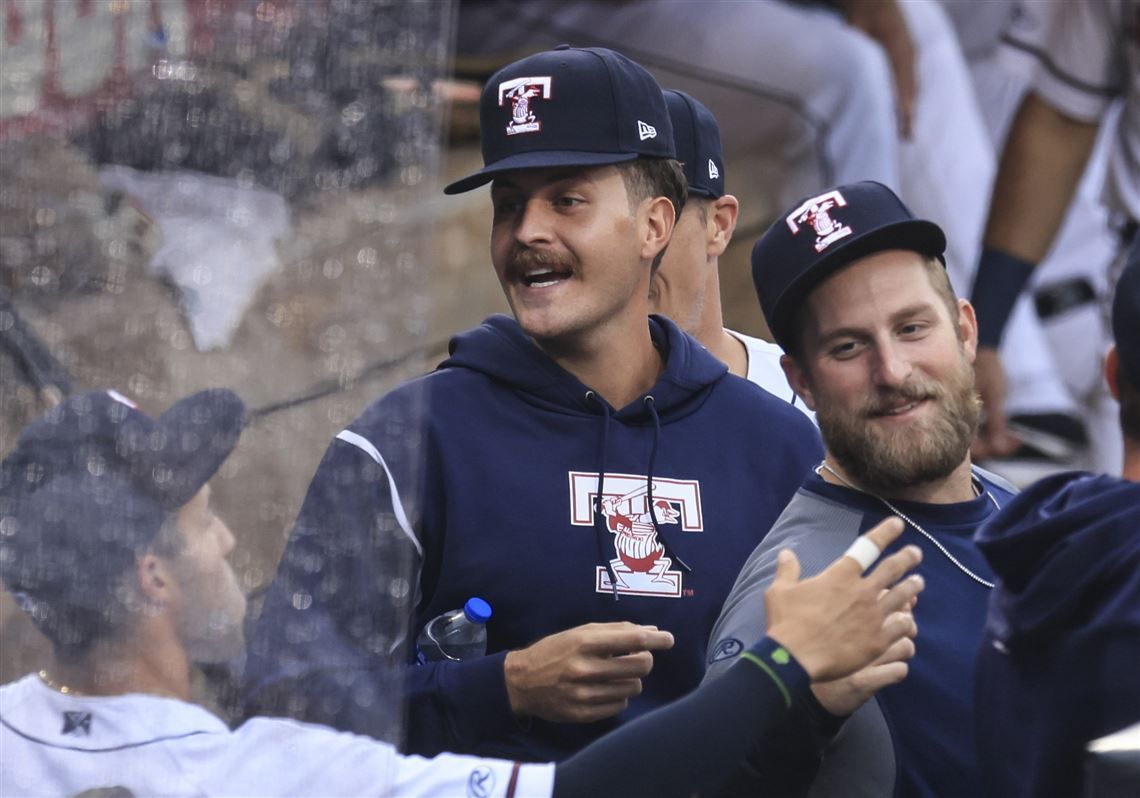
[811,635,916,717]
[764,517,923,682]
[971,347,1021,459]
[844,0,917,138]
[504,622,675,723]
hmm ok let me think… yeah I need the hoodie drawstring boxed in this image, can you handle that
[586,391,620,599]
[643,396,691,574]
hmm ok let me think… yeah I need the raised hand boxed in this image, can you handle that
[764,516,924,682]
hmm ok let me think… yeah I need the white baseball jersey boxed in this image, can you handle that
[1033,0,1140,221]
[725,329,817,425]
[0,674,554,797]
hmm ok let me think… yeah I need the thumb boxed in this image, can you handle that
[773,548,801,585]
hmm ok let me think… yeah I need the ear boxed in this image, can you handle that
[781,353,817,411]
[957,298,979,362]
[1105,345,1120,400]
[707,195,740,258]
[135,553,176,606]
[640,196,676,263]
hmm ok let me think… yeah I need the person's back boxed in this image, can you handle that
[973,238,1140,797]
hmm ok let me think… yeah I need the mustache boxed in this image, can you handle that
[863,380,943,417]
[506,246,576,275]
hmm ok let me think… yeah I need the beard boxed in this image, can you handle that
[816,353,981,496]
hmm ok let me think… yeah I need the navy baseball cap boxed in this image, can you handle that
[752,181,947,351]
[0,389,244,643]
[444,45,676,195]
[1113,236,1140,387]
[664,89,725,198]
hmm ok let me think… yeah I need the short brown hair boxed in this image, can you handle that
[616,158,687,273]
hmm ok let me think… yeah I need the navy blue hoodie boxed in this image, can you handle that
[244,314,822,761]
[974,472,1140,798]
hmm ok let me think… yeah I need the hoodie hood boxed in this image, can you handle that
[976,471,1140,648]
[441,314,728,420]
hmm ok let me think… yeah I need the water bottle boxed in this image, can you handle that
[416,597,493,663]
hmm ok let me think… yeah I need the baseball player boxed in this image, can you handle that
[0,389,924,797]
[243,45,824,761]
[970,0,1139,473]
[704,181,1018,796]
[651,88,814,421]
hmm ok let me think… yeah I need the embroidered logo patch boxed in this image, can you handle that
[786,189,852,252]
[569,471,703,598]
[637,120,657,141]
[498,76,552,136]
[708,159,720,180]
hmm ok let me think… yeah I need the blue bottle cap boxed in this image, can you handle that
[463,597,492,624]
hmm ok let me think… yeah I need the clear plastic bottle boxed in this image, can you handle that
[416,597,493,663]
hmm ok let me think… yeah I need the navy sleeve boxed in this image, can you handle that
[242,417,521,752]
[241,436,420,742]
[553,637,811,798]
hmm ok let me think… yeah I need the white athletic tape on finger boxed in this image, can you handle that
[843,536,882,573]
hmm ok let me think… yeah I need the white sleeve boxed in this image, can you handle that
[228,718,555,797]
[391,753,555,798]
[1033,0,1125,122]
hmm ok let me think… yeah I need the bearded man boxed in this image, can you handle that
[702,181,1016,798]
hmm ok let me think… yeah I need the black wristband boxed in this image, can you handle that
[970,248,1036,348]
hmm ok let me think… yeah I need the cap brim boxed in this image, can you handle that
[150,389,245,509]
[771,218,946,346]
[444,150,640,194]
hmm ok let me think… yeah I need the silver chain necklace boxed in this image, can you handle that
[816,462,998,589]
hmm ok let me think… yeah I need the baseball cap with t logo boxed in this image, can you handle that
[444,45,676,194]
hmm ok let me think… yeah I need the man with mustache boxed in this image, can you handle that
[703,181,1017,797]
[244,46,823,761]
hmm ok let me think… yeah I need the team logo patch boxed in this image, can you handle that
[709,637,744,663]
[467,766,495,798]
[637,120,657,141]
[786,189,852,252]
[569,471,703,598]
[62,711,93,736]
[708,159,720,181]
[499,76,552,136]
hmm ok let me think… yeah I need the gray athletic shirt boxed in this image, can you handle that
[703,467,1016,797]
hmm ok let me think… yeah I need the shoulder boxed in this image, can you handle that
[705,487,866,679]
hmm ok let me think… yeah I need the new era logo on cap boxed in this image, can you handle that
[637,120,657,141]
[662,89,724,198]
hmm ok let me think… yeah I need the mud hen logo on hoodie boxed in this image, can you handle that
[569,471,703,598]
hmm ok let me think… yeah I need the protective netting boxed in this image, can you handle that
[1,0,455,740]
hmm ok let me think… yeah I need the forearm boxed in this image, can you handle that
[552,637,809,798]
[971,92,1099,345]
[983,92,1099,262]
